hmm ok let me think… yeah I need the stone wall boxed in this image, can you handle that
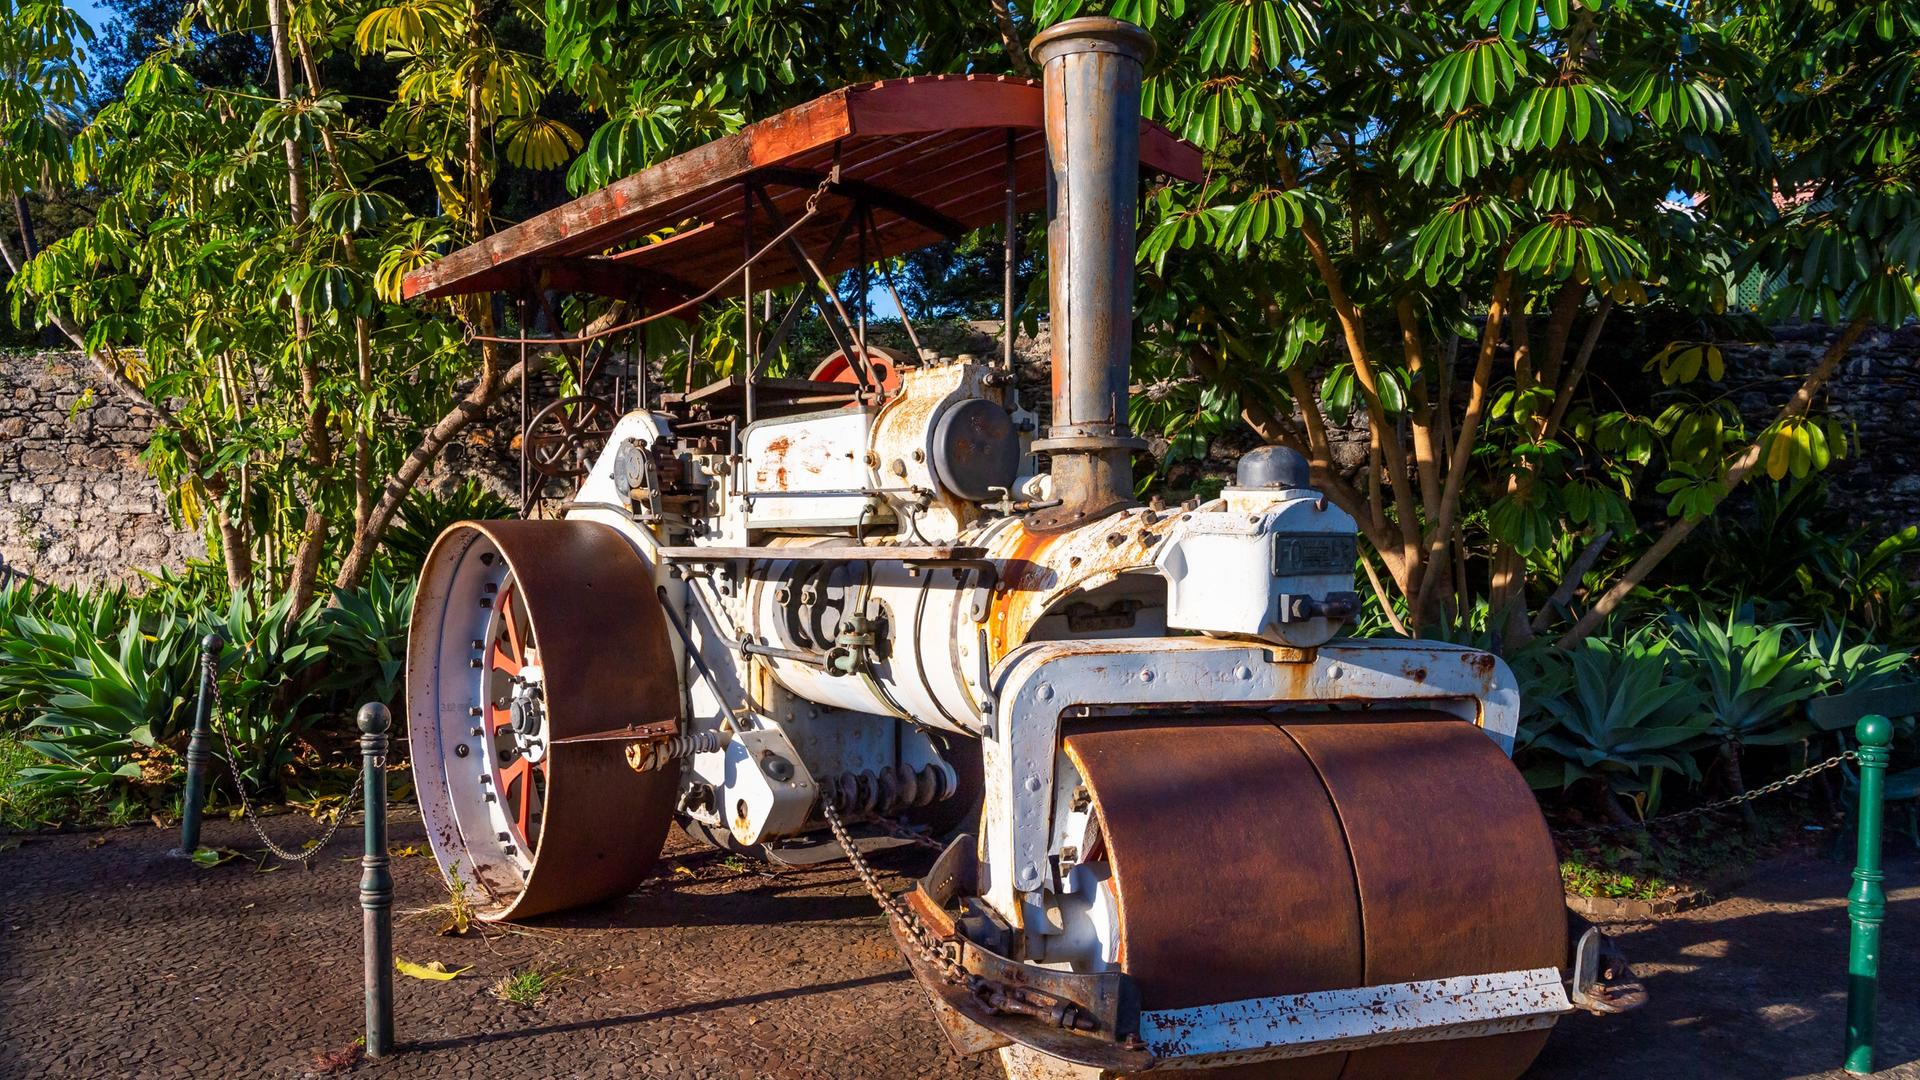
[0,350,203,589]
[1722,323,1920,531]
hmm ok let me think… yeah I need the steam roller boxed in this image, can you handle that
[401,15,1640,1076]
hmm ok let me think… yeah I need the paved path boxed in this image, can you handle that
[0,814,1915,1079]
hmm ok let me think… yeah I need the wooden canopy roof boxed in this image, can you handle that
[401,75,1203,306]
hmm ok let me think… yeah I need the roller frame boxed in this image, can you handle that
[981,635,1522,928]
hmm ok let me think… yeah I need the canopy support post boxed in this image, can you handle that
[743,184,757,425]
[517,293,530,516]
[1004,128,1018,374]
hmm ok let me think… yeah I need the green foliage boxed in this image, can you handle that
[1666,603,1826,747]
[378,479,515,580]
[1519,625,1712,801]
[0,569,415,815]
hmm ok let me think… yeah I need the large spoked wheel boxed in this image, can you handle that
[1011,713,1567,1080]
[407,519,681,921]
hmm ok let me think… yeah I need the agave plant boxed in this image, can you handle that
[1810,620,1914,694]
[1667,603,1829,816]
[321,568,417,707]
[202,588,335,793]
[20,614,197,794]
[1519,625,1711,822]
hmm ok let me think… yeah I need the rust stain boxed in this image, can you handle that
[982,508,1169,666]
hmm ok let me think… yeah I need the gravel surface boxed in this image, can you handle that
[0,813,1914,1079]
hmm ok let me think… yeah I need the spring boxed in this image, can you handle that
[626,729,723,773]
[820,763,952,817]
[661,730,723,759]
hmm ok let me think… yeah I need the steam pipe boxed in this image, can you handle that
[1027,17,1153,530]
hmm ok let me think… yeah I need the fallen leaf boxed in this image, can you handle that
[190,847,240,868]
[396,957,472,981]
[149,814,168,830]
[671,865,694,877]
[307,1044,363,1074]
[87,835,110,848]
[0,838,23,853]
[390,844,422,858]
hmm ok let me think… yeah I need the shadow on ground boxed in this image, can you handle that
[0,813,1913,1079]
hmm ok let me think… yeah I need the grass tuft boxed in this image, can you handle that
[491,964,564,1008]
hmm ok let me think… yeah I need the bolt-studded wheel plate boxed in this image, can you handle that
[407,519,681,920]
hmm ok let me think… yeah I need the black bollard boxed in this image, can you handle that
[358,702,394,1057]
[178,633,223,854]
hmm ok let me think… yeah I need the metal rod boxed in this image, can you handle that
[641,320,656,409]
[743,184,756,425]
[748,182,869,387]
[517,295,530,516]
[1845,714,1892,1075]
[178,633,223,855]
[879,257,925,361]
[1004,127,1017,373]
[358,702,394,1058]
[856,205,868,364]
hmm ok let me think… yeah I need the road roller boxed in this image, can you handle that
[401,17,1640,1076]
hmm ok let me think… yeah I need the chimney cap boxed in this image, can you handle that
[1030,16,1156,67]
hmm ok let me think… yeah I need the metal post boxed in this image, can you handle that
[743,184,756,425]
[358,702,394,1058]
[517,295,530,517]
[1845,714,1892,1075]
[1003,127,1017,374]
[178,633,223,854]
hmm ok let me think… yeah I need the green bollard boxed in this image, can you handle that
[358,702,394,1057]
[1845,714,1892,1075]
[177,633,223,855]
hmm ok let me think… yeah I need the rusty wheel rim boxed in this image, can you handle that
[408,519,682,920]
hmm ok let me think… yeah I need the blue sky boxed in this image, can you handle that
[73,0,110,33]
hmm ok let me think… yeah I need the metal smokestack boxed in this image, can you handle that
[1028,17,1153,530]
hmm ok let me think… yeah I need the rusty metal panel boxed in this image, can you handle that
[1281,719,1566,1080]
[402,75,1201,303]
[1063,720,1358,1080]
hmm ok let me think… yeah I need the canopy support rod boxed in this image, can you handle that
[1003,127,1017,373]
[755,166,966,240]
[749,180,870,389]
[743,184,756,424]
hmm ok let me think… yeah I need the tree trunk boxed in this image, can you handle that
[332,350,529,590]
[13,194,38,260]
[1721,740,1759,829]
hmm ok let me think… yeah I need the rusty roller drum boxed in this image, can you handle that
[407,519,681,920]
[1057,713,1564,1080]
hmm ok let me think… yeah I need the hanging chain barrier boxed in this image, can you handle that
[202,645,377,863]
[1551,749,1860,841]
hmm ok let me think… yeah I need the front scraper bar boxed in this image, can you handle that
[1135,967,1571,1069]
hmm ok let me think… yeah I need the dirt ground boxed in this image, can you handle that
[0,813,1914,1080]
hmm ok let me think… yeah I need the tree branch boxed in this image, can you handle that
[1558,316,1872,647]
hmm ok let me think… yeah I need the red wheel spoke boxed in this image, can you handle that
[499,757,534,840]
[488,641,521,676]
[490,703,514,732]
[499,583,524,659]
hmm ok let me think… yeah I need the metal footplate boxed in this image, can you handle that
[892,837,1605,1072]
[1134,968,1572,1069]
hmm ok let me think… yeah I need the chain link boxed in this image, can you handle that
[819,795,972,988]
[1552,749,1858,840]
[203,647,373,863]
